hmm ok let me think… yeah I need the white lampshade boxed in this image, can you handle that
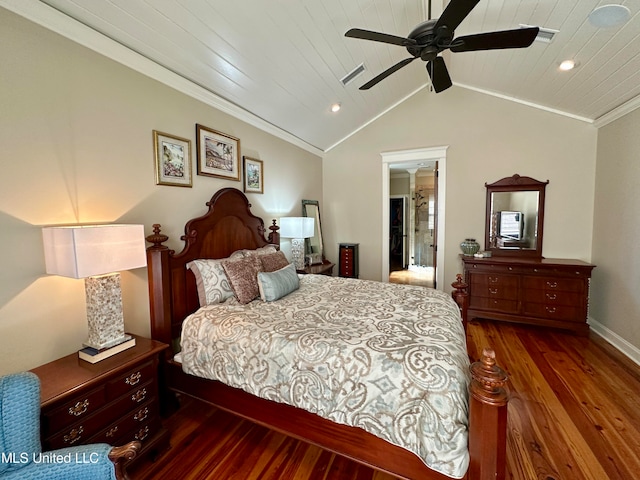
[42,224,146,278]
[279,217,314,239]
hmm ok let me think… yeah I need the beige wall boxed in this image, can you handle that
[0,10,322,375]
[323,87,597,286]
[591,108,640,352]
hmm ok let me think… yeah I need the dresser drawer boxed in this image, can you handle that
[523,303,583,322]
[471,273,519,288]
[107,361,155,400]
[523,276,585,293]
[468,296,519,314]
[42,385,107,433]
[523,290,583,307]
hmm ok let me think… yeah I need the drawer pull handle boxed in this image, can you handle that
[64,426,83,445]
[546,293,557,300]
[489,276,499,283]
[547,281,558,288]
[135,426,149,441]
[546,306,557,313]
[68,399,89,417]
[125,372,142,386]
[489,288,498,295]
[106,426,119,438]
[132,388,147,403]
[134,407,149,422]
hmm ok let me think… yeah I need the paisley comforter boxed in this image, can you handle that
[180,274,470,478]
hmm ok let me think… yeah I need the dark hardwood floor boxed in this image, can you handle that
[129,320,640,480]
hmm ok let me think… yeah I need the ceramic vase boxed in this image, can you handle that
[460,238,480,256]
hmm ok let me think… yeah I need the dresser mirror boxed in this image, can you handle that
[302,199,324,264]
[485,174,548,258]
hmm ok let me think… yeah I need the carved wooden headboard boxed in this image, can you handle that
[145,188,279,347]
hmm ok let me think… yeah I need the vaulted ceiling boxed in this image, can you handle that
[8,1,640,152]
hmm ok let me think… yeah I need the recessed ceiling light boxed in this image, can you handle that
[559,60,576,71]
[331,103,341,113]
[589,4,631,28]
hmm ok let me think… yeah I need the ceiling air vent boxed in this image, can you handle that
[341,63,365,86]
[520,24,558,43]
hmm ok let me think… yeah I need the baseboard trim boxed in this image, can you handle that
[589,318,640,367]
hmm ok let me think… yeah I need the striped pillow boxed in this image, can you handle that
[257,263,300,302]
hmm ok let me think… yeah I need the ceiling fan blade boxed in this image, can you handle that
[427,57,453,93]
[359,57,418,90]
[435,0,480,33]
[345,28,416,47]
[451,27,539,52]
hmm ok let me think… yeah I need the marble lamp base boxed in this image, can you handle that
[83,273,135,358]
[290,238,306,270]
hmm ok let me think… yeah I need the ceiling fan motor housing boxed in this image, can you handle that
[406,20,453,61]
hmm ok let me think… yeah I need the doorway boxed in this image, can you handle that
[388,167,437,288]
[389,195,409,272]
[381,146,448,290]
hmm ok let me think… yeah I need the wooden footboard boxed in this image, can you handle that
[163,352,508,480]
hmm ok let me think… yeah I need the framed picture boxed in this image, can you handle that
[243,156,264,194]
[153,130,192,187]
[196,124,240,181]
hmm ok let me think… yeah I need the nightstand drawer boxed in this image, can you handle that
[107,361,155,400]
[43,385,107,433]
[44,380,155,450]
[89,399,158,445]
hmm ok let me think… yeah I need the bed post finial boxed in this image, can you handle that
[451,273,468,326]
[468,348,509,480]
[470,348,509,405]
[147,224,169,248]
[268,219,280,246]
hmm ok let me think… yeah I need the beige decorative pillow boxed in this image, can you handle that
[260,251,290,272]
[187,259,234,306]
[222,255,264,304]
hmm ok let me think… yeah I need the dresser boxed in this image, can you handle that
[339,243,359,278]
[461,256,595,334]
[31,335,169,462]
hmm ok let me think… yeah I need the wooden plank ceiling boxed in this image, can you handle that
[34,0,640,151]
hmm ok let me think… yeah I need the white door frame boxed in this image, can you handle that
[381,146,448,289]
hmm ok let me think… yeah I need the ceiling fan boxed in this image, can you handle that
[345,0,539,93]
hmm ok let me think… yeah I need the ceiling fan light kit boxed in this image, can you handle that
[345,0,539,93]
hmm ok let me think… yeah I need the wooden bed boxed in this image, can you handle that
[146,187,509,480]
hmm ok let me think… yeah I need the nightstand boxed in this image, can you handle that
[31,335,170,464]
[298,260,335,276]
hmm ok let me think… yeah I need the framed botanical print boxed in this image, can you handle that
[153,130,192,187]
[243,156,264,194]
[196,124,240,181]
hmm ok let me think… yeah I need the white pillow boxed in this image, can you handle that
[187,255,241,305]
[257,263,300,302]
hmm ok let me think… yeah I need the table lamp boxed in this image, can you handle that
[42,224,146,362]
[279,217,314,270]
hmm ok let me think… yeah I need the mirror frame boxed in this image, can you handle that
[301,199,324,261]
[485,174,549,258]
